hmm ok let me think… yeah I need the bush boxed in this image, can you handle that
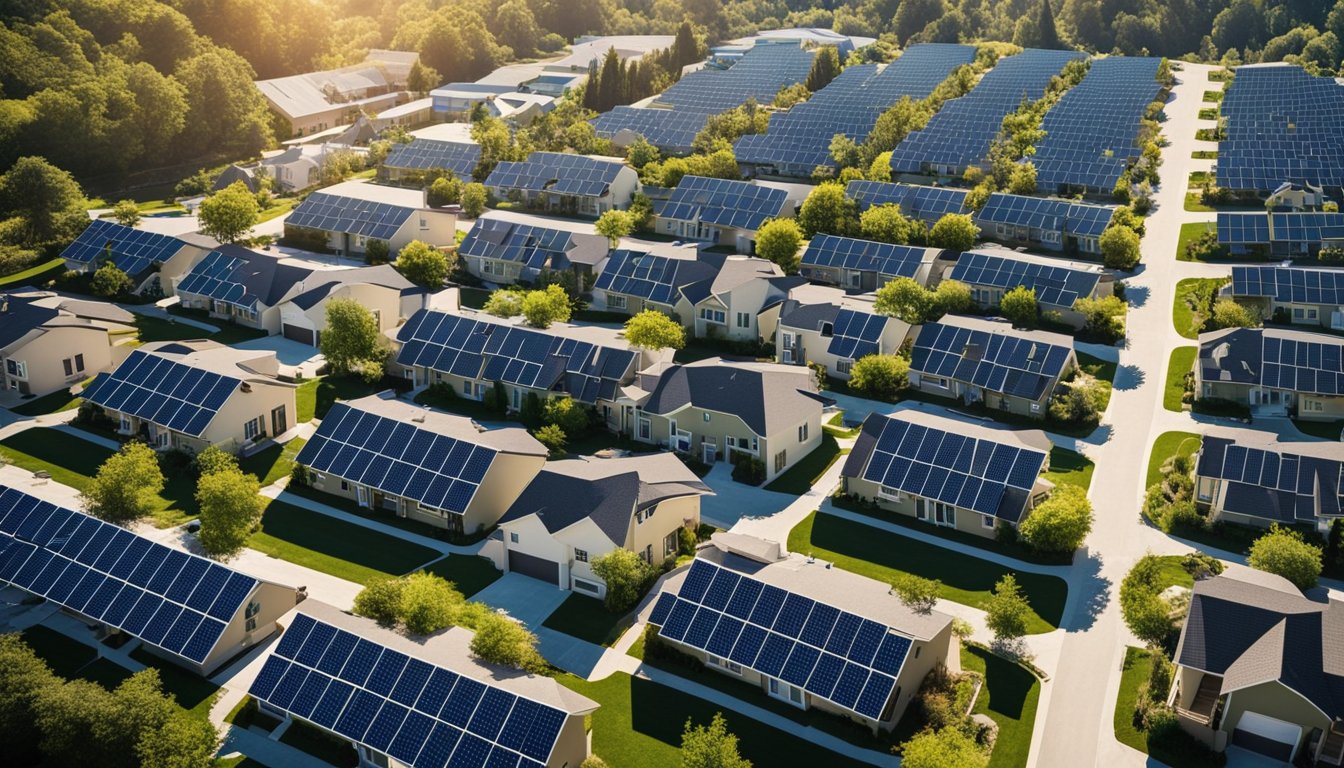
[984,574,1031,643]
[591,549,656,612]
[1248,525,1322,591]
[1184,230,1228,261]
[1100,225,1142,270]
[533,424,566,456]
[1018,485,1093,554]
[848,354,909,400]
[891,573,940,614]
[1210,299,1258,329]
[469,612,546,673]
[1119,555,1182,646]
[352,578,405,627]
[731,454,766,486]
[91,263,133,298]
[82,442,165,524]
[1073,295,1127,343]
[543,396,590,437]
[999,286,1038,328]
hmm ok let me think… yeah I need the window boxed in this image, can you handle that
[511,388,521,410]
[736,312,750,328]
[482,261,494,275]
[510,532,520,544]
[981,514,995,529]
[638,416,651,440]
[340,480,349,491]
[63,358,73,376]
[120,416,131,432]
[708,655,743,675]
[664,530,679,557]
[74,354,84,373]
[419,216,428,229]
[246,617,257,632]
[462,380,472,395]
[700,308,726,324]
[837,359,853,375]
[774,449,787,474]
[820,322,833,337]
[5,359,26,379]
[574,549,588,563]
[1030,402,1041,413]
[798,423,809,442]
[703,412,711,423]
[244,417,262,441]
[608,294,626,309]
[1305,400,1323,412]
[573,578,600,595]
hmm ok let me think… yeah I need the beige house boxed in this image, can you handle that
[1193,430,1343,532]
[797,234,944,293]
[275,267,427,346]
[1227,264,1344,332]
[1195,327,1344,421]
[942,246,1113,330]
[841,410,1055,539]
[258,143,367,193]
[591,245,714,323]
[256,49,418,139]
[284,180,459,258]
[493,453,712,597]
[630,358,824,483]
[59,220,215,296]
[1168,568,1344,765]
[648,532,957,735]
[1,292,133,397]
[296,393,547,536]
[458,215,609,286]
[652,176,791,254]
[773,291,911,380]
[686,257,804,343]
[82,340,297,455]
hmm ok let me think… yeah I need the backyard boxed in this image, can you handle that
[247,500,441,585]
[1163,347,1196,412]
[238,438,306,486]
[295,375,389,422]
[1042,446,1096,492]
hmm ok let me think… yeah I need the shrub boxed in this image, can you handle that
[1248,525,1323,591]
[543,396,590,437]
[891,573,940,614]
[1120,555,1181,646]
[999,286,1037,328]
[984,574,1031,643]
[1210,299,1258,329]
[469,612,546,672]
[754,218,803,273]
[1185,230,1228,261]
[82,442,165,524]
[533,424,566,456]
[352,578,405,627]
[848,354,909,400]
[731,454,766,486]
[591,548,656,612]
[1019,485,1093,554]
[1100,225,1142,270]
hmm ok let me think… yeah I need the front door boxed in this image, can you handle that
[271,405,287,436]
[703,440,717,464]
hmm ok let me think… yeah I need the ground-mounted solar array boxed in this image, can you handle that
[595,250,688,305]
[382,139,482,179]
[647,558,912,720]
[175,249,255,310]
[844,181,969,223]
[484,152,627,198]
[589,106,714,155]
[395,310,637,404]
[799,234,929,279]
[1260,334,1344,396]
[735,43,977,176]
[249,612,566,768]
[1033,56,1163,194]
[826,309,887,360]
[1217,64,1344,194]
[889,48,1086,175]
[974,193,1116,239]
[60,219,184,276]
[947,251,1102,311]
[910,321,1074,401]
[287,192,416,241]
[82,349,239,437]
[1232,265,1344,305]
[294,403,497,515]
[458,219,580,272]
[0,485,259,665]
[654,40,816,114]
[1196,436,1343,522]
[654,176,788,232]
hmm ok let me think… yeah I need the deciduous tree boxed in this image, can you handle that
[680,713,751,768]
[521,284,572,328]
[594,210,633,246]
[874,277,934,323]
[999,286,1038,328]
[111,200,141,227]
[395,240,451,288]
[928,213,979,251]
[754,218,803,273]
[83,442,165,525]
[591,548,655,612]
[1019,485,1093,554]
[623,310,685,350]
[1249,525,1323,591]
[195,467,263,559]
[848,355,910,400]
[984,573,1031,643]
[198,181,258,244]
[320,298,385,377]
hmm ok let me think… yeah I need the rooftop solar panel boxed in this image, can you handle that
[1197,436,1343,523]
[458,219,581,273]
[1216,65,1344,194]
[1231,265,1344,305]
[287,192,417,241]
[654,176,789,233]
[81,349,239,437]
[974,193,1116,239]
[653,40,816,115]
[590,106,715,155]
[1260,334,1344,396]
[946,250,1101,311]
[825,309,889,361]
[844,181,969,223]
[382,139,482,179]
[60,219,185,276]
[593,250,685,305]
[1217,213,1272,245]
[484,152,626,199]
[799,234,929,279]
[910,321,1074,401]
[175,249,256,310]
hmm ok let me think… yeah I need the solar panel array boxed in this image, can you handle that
[910,321,1074,401]
[826,309,887,360]
[889,48,1086,175]
[1217,213,1271,245]
[1033,57,1163,193]
[0,485,259,665]
[382,139,482,179]
[1261,334,1344,396]
[975,193,1116,239]
[860,415,1047,521]
[653,41,815,114]
[60,219,184,276]
[735,44,977,175]
[287,192,416,241]
[799,234,929,279]
[647,558,912,720]
[594,249,685,304]
[82,349,239,437]
[844,181,970,223]
[249,612,566,768]
[1217,65,1344,194]
[395,310,637,405]
[175,249,255,310]
[294,403,497,515]
[484,152,626,198]
[948,251,1101,310]
[1271,212,1344,245]
[1232,265,1344,305]
[458,219,579,272]
[589,106,713,155]
[655,176,788,232]
[1197,436,1342,522]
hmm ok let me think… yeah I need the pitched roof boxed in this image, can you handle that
[285,264,417,310]
[910,315,1075,402]
[1196,433,1343,523]
[1198,326,1344,395]
[176,245,319,310]
[641,358,822,436]
[0,293,61,348]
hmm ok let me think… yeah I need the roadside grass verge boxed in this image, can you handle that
[1043,446,1095,492]
[1163,347,1196,412]
[1172,277,1228,339]
[1113,646,1153,751]
[964,644,1042,768]
[1174,222,1216,262]
[1146,432,1202,489]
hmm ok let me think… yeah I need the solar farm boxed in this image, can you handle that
[1216,64,1344,194]
[60,219,184,275]
[844,180,969,221]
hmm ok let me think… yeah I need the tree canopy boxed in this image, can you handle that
[754,218,803,273]
[320,298,386,381]
[83,442,164,525]
[198,181,258,244]
[395,240,452,288]
[623,309,686,351]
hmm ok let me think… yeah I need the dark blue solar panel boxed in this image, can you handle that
[781,644,821,687]
[417,723,463,768]
[384,139,481,178]
[442,677,485,727]
[830,663,870,709]
[724,577,762,619]
[252,656,290,701]
[648,592,677,626]
[684,607,720,648]
[772,594,814,638]
[854,673,897,719]
[729,624,768,668]
[334,690,382,742]
[467,688,515,741]
[287,191,415,242]
[389,710,435,764]
[290,673,330,719]
[60,219,183,275]
[661,598,697,642]
[754,633,794,677]
[310,679,354,729]
[364,702,408,752]
[679,560,717,602]
[747,584,787,628]
[448,734,493,768]
[486,152,627,199]
[83,349,240,438]
[366,650,410,697]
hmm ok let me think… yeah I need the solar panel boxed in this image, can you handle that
[1231,265,1344,305]
[654,176,788,234]
[382,139,482,179]
[484,152,626,199]
[590,106,714,155]
[947,250,1101,311]
[1197,436,1343,523]
[1260,334,1344,396]
[60,219,184,276]
[287,192,417,241]
[593,249,687,305]
[458,219,587,275]
[652,40,815,115]
[1216,65,1344,194]
[175,249,257,311]
[909,320,1074,402]
[975,193,1117,241]
[251,611,566,767]
[1217,213,1272,246]
[799,234,929,281]
[826,309,889,361]
[0,484,258,665]
[81,349,240,437]
[844,181,969,223]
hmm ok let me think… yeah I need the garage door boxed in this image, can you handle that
[508,550,559,586]
[282,324,315,345]
[1232,711,1301,762]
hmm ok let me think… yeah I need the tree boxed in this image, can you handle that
[1249,526,1323,591]
[754,218,803,273]
[469,611,545,672]
[1073,295,1127,342]
[984,574,1031,643]
[928,213,979,251]
[1120,555,1182,646]
[400,571,463,635]
[903,727,988,768]
[806,46,842,92]
[894,0,949,43]
[484,289,526,318]
[544,396,590,437]
[933,279,973,316]
[0,634,56,766]
[595,210,634,247]
[626,137,660,169]
[198,181,258,244]
[848,355,910,400]
[407,60,441,94]
[111,200,141,227]
[91,263,133,298]
[395,240,450,288]
[461,183,488,217]
[874,277,934,323]
[591,548,655,612]
[624,309,685,350]
[628,193,654,231]
[1036,0,1063,49]
[521,284,572,328]
[1007,162,1037,195]
[861,204,921,244]
[353,578,406,627]
[999,286,1038,328]
[0,156,87,247]
[83,442,164,524]
[195,467,262,559]
[136,711,219,768]
[1100,225,1142,270]
[494,1,540,57]
[365,238,390,265]
[798,182,856,238]
[320,298,385,376]
[891,573,941,614]
[1019,485,1093,554]
[533,424,566,456]
[427,176,463,207]
[680,713,751,768]
[1211,298,1259,329]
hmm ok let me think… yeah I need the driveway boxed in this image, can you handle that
[697,462,797,528]
[470,572,569,626]
[233,336,325,373]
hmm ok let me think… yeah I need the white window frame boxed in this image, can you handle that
[607,293,627,309]
[798,423,808,442]
[510,532,520,544]
[700,308,726,325]
[981,514,995,529]
[736,312,750,328]
[837,359,853,375]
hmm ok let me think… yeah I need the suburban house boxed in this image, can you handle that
[493,453,712,596]
[0,483,299,676]
[1168,567,1344,765]
[82,341,298,454]
[250,601,599,768]
[773,295,910,380]
[685,257,803,342]
[284,179,458,258]
[1194,431,1343,532]
[841,410,1056,538]
[653,176,791,253]
[943,247,1113,330]
[798,234,944,293]
[0,292,132,397]
[295,393,546,536]
[379,137,482,184]
[630,358,824,482]
[431,83,556,123]
[59,220,214,295]
[647,531,957,735]
[458,216,609,286]
[255,49,418,138]
[591,245,717,322]
[1217,211,1344,258]
[973,193,1118,256]
[845,180,971,225]
[1195,327,1344,421]
[1229,265,1344,331]
[273,265,425,347]
[484,151,638,216]
[257,143,367,193]
[907,315,1078,419]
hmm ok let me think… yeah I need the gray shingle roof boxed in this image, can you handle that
[641,358,823,436]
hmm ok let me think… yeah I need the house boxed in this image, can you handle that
[973,193,1118,256]
[256,49,418,139]
[59,220,214,295]
[908,315,1078,419]
[295,393,546,536]
[1267,180,1330,211]
[845,180,971,226]
[82,341,298,454]
[646,531,956,735]
[258,143,366,193]
[485,152,638,216]
[430,83,556,124]
[1229,265,1344,331]
[773,295,910,380]
[685,256,803,342]
[370,96,434,131]
[653,176,791,254]
[0,292,132,397]
[458,216,609,286]
[274,265,425,347]
[1217,211,1344,258]
[519,72,584,97]
[212,164,257,193]
[631,358,824,482]
[379,138,482,184]
[1194,431,1343,532]
[943,247,1113,330]
[1167,568,1344,765]
[284,179,458,258]
[494,453,712,596]
[841,409,1055,538]
[798,234,943,292]
[0,483,299,676]
[249,601,599,768]
[591,246,717,322]
[1195,327,1344,421]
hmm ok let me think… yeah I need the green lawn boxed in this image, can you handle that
[285,484,467,544]
[1164,347,1196,412]
[1183,192,1214,213]
[1146,432,1202,489]
[1173,277,1228,339]
[423,553,501,598]
[0,256,64,288]
[1293,419,1344,440]
[1174,221,1216,262]
[256,197,299,224]
[1114,646,1153,751]
[789,512,1067,633]
[1043,446,1095,492]
[248,500,440,585]
[131,315,212,343]
[764,434,844,494]
[238,438,306,486]
[963,645,1042,768]
[297,375,385,422]
[1191,150,1218,159]
[1074,352,1116,414]
[8,383,89,416]
[823,411,860,438]
[542,593,632,646]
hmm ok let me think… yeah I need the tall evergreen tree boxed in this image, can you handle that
[674,21,700,67]
[805,46,842,92]
[1038,0,1062,50]
[596,47,623,111]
